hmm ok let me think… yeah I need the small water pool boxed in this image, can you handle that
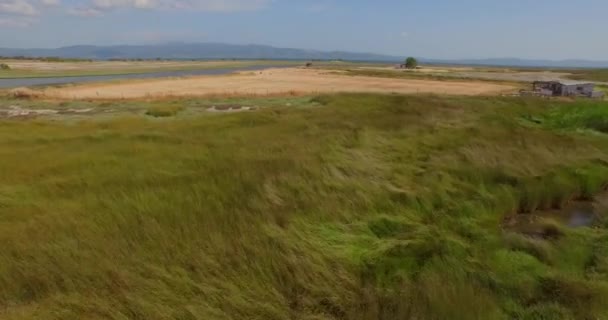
[504,191,608,238]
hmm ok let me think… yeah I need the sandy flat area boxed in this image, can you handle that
[41,68,515,100]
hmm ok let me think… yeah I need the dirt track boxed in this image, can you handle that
[42,68,515,99]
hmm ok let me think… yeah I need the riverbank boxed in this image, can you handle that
[0,59,300,79]
[0,65,296,89]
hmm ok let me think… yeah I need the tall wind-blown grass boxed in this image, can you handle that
[0,94,608,319]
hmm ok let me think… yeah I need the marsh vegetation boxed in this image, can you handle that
[0,94,607,319]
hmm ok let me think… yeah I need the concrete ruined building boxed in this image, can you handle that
[528,80,604,98]
[394,64,421,70]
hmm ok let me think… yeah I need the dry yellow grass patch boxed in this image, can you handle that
[40,68,515,100]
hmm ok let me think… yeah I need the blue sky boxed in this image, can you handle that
[0,0,607,60]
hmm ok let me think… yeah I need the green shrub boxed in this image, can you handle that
[587,235,608,274]
[0,63,10,70]
[539,276,601,318]
[520,303,574,320]
[368,216,416,238]
[503,232,554,263]
[585,117,608,133]
[544,102,608,133]
[414,263,505,320]
[576,165,608,199]
[145,105,184,117]
[490,249,547,300]
[405,57,418,69]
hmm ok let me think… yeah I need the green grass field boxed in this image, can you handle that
[1,94,608,319]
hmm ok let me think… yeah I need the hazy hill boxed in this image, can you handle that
[1,43,608,68]
[0,43,400,62]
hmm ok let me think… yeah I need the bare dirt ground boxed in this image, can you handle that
[41,68,515,100]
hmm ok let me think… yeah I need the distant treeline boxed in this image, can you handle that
[0,56,172,62]
[1,56,345,63]
[107,58,340,62]
[106,58,203,62]
[0,56,93,62]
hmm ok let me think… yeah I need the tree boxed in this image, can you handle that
[405,57,418,69]
[0,63,10,70]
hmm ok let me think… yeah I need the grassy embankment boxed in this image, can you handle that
[566,69,608,83]
[334,67,525,88]
[1,94,608,319]
[343,65,608,86]
[0,60,300,79]
[470,66,608,83]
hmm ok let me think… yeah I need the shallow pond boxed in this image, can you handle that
[504,191,608,237]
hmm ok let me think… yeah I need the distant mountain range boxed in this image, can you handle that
[1,43,607,68]
[0,43,397,62]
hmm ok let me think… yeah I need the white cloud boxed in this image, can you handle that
[175,0,270,11]
[67,6,102,16]
[40,0,60,6]
[119,29,208,43]
[305,2,332,13]
[0,0,38,16]
[0,16,33,26]
[69,0,270,16]
[0,0,61,28]
[0,0,270,25]
[93,0,157,9]
[0,0,61,27]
